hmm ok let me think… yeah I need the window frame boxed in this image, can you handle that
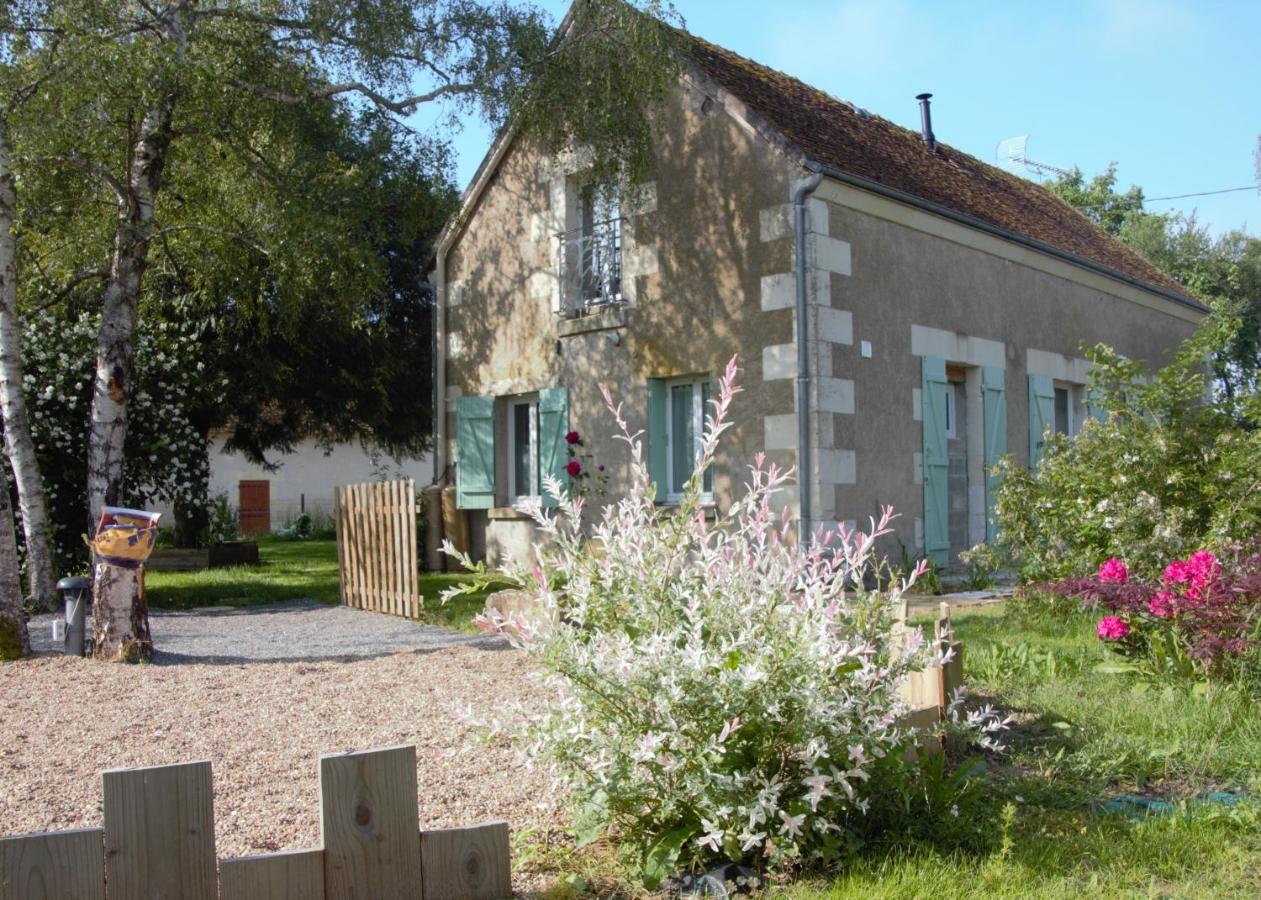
[664,375,714,504]
[1053,381,1084,437]
[506,396,540,505]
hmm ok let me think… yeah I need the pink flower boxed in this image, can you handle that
[1096,616,1129,641]
[565,430,581,445]
[1147,591,1174,618]
[566,459,583,477]
[1163,559,1192,587]
[1098,558,1129,584]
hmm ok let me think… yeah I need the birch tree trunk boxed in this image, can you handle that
[0,117,58,610]
[90,564,151,662]
[0,461,30,660]
[84,99,173,524]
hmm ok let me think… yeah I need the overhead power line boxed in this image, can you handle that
[1144,186,1258,202]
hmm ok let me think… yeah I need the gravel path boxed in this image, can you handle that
[27,598,504,663]
[4,605,563,892]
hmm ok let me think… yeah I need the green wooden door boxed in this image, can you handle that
[982,366,1006,545]
[921,357,950,567]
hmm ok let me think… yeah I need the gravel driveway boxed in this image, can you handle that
[27,598,504,662]
[5,603,561,892]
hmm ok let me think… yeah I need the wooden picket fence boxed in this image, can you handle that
[0,744,509,900]
[335,478,423,618]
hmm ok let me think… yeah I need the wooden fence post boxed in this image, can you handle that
[219,848,325,900]
[320,745,423,900]
[102,760,217,900]
[419,823,511,900]
[0,828,105,900]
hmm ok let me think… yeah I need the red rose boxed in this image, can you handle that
[566,460,583,477]
[565,430,581,445]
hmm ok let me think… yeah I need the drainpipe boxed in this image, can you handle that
[432,245,448,484]
[793,169,824,546]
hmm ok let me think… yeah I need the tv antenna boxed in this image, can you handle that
[996,135,1073,178]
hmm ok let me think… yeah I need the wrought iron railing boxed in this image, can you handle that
[558,217,622,313]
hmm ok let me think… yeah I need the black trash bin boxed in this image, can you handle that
[57,576,91,656]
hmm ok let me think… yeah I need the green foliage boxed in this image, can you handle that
[205,493,241,546]
[1050,165,1261,399]
[991,314,1261,581]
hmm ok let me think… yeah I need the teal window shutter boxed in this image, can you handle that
[1028,374,1055,468]
[538,387,570,508]
[921,357,949,568]
[455,396,495,509]
[982,366,1006,545]
[647,378,667,502]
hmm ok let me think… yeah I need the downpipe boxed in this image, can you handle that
[793,169,824,546]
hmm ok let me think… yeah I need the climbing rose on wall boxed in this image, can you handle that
[565,430,582,445]
[566,460,583,477]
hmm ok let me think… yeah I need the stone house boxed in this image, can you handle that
[431,32,1204,569]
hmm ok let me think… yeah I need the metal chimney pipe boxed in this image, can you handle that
[916,93,935,150]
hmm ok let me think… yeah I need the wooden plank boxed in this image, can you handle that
[342,487,359,608]
[354,483,370,610]
[219,849,325,900]
[335,488,348,605]
[405,480,419,617]
[386,480,399,615]
[0,828,105,900]
[392,479,405,615]
[320,745,423,900]
[420,822,511,900]
[102,760,216,900]
[361,482,377,611]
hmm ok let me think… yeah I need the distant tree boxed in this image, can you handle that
[1050,167,1261,400]
[1048,164,1151,236]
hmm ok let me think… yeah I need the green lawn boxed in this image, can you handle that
[144,537,490,631]
[785,604,1261,899]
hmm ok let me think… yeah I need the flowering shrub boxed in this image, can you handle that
[1045,547,1261,680]
[444,358,997,885]
[3,301,220,568]
[990,317,1261,582]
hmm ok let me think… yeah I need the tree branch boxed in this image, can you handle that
[34,156,128,207]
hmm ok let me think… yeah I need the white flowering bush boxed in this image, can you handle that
[991,320,1261,582]
[445,358,952,885]
[4,301,221,568]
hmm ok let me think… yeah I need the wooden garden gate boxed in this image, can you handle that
[335,478,422,618]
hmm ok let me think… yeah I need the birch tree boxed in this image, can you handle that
[3,0,682,657]
[0,19,57,610]
[0,460,30,660]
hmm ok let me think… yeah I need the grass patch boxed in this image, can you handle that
[145,537,489,631]
[786,603,1261,899]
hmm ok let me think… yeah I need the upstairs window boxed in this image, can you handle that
[560,181,622,312]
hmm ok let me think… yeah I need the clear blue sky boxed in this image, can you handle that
[434,0,1260,236]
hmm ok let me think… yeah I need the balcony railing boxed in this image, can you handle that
[558,217,622,314]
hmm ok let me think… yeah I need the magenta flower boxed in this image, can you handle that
[565,430,582,445]
[1096,616,1129,641]
[566,459,583,477]
[1098,558,1129,584]
[1147,591,1174,618]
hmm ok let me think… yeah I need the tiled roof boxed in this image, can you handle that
[689,36,1199,305]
